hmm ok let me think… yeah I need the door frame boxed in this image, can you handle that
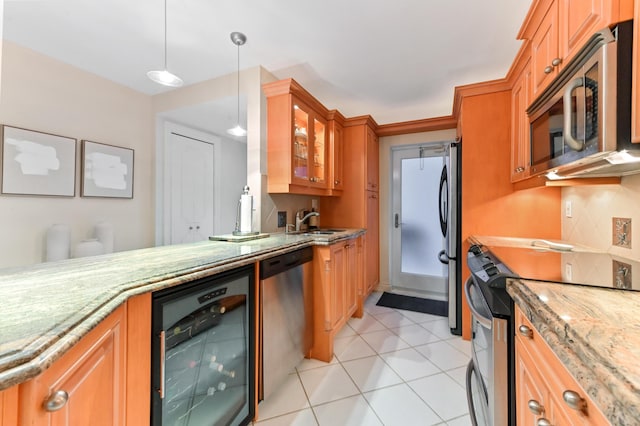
[155,120,222,245]
[389,142,448,298]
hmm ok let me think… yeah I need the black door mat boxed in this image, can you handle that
[376,292,448,317]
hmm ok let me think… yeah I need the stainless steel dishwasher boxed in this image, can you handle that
[259,247,313,400]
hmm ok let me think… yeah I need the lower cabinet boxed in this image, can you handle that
[310,237,362,362]
[12,293,151,426]
[0,386,18,426]
[19,304,127,426]
[514,306,609,425]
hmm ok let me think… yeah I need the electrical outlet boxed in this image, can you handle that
[612,217,632,248]
[277,211,287,228]
[565,201,572,218]
[565,263,572,281]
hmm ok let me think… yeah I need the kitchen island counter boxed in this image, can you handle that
[507,278,640,425]
[0,229,364,390]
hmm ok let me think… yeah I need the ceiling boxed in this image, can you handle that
[3,0,532,137]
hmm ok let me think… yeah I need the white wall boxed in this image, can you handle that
[0,41,154,268]
[378,129,457,289]
[562,174,640,260]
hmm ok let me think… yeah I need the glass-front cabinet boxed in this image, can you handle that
[263,78,340,196]
[292,100,327,188]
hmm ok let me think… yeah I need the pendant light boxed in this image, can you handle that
[147,0,183,87]
[227,32,247,137]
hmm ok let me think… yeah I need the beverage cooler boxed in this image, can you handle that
[151,265,256,426]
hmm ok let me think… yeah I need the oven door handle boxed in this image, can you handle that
[464,277,492,329]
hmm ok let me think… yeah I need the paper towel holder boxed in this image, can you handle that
[233,185,259,236]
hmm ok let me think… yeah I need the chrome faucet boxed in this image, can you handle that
[295,210,320,231]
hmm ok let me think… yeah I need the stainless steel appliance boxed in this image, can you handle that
[151,265,255,426]
[464,235,640,425]
[259,247,313,399]
[438,140,462,335]
[465,245,514,426]
[528,20,636,179]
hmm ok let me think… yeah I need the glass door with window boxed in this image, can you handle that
[390,145,447,298]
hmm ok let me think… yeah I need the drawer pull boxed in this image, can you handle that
[563,390,586,412]
[528,399,544,415]
[537,418,552,426]
[44,390,69,412]
[518,324,533,338]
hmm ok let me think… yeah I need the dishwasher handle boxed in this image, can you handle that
[260,247,313,279]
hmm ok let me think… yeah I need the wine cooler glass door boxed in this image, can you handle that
[152,266,255,426]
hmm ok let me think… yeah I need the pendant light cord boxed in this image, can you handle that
[236,42,240,125]
[163,0,168,69]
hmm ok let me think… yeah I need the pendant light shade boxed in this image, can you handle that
[148,0,183,87]
[227,32,247,137]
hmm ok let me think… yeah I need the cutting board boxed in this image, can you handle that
[208,233,270,242]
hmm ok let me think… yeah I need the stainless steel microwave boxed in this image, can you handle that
[527,20,637,179]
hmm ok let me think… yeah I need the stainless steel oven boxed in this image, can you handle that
[465,277,509,426]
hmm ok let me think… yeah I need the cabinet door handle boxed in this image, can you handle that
[562,390,586,413]
[551,57,562,67]
[159,330,166,399]
[44,390,69,412]
[544,65,554,74]
[518,324,533,339]
[536,418,552,426]
[515,166,525,173]
[528,399,544,415]
[334,180,340,185]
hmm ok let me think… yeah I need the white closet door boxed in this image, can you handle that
[169,132,214,244]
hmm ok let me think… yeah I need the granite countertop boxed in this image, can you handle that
[0,229,364,390]
[507,278,640,424]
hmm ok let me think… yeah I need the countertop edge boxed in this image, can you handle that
[507,279,638,424]
[0,230,366,390]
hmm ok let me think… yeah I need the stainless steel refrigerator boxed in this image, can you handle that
[438,140,462,335]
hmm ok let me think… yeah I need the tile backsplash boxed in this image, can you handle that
[562,173,640,260]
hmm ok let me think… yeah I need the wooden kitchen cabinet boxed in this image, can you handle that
[19,304,127,426]
[365,191,380,294]
[514,306,609,425]
[322,117,380,298]
[366,127,379,191]
[0,386,18,426]
[530,0,560,97]
[310,237,362,362]
[510,56,532,182]
[523,0,632,97]
[264,78,339,196]
[328,110,346,194]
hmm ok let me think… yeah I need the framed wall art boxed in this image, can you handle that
[81,140,134,198]
[1,125,77,196]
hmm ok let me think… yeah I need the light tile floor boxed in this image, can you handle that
[254,292,472,426]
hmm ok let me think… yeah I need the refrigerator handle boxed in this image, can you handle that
[394,213,400,228]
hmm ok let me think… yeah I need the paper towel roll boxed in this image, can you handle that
[46,224,70,262]
[239,193,253,233]
[95,222,114,253]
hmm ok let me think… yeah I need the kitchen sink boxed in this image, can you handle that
[303,230,334,235]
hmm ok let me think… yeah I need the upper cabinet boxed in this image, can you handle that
[530,0,560,96]
[263,79,343,196]
[522,0,633,98]
[510,54,532,182]
[328,110,346,193]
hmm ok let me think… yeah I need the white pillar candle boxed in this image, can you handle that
[46,224,70,262]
